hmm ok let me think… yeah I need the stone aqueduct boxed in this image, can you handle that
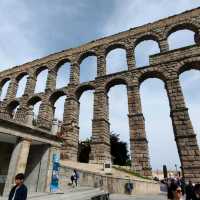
[1,7,200,182]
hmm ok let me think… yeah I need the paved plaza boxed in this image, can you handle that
[110,194,166,200]
[0,193,167,200]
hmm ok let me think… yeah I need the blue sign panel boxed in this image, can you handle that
[50,153,60,192]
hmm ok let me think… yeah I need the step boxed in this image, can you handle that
[0,187,108,200]
[49,188,102,200]
[29,188,107,200]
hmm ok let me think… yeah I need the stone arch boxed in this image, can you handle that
[34,66,49,93]
[77,83,95,146]
[27,96,42,120]
[105,76,130,164]
[49,90,66,122]
[105,43,127,56]
[105,43,128,74]
[49,90,66,106]
[0,78,10,101]
[75,83,95,100]
[166,22,200,49]
[138,70,168,87]
[105,77,128,93]
[16,72,28,82]
[166,22,199,38]
[15,72,29,97]
[54,58,71,72]
[0,78,10,88]
[134,33,161,49]
[27,96,42,107]
[178,62,200,149]
[55,59,71,89]
[34,65,48,77]
[6,100,20,118]
[134,34,161,67]
[78,51,97,65]
[78,51,97,83]
[139,76,180,170]
[177,60,200,75]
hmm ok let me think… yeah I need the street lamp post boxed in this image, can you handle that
[175,164,178,176]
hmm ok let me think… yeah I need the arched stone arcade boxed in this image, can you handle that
[0,7,200,183]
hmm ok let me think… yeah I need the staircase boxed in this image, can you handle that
[0,187,109,200]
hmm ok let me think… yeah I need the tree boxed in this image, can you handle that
[78,139,91,163]
[78,133,130,166]
[110,132,130,166]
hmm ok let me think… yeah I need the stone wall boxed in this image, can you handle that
[0,143,14,195]
[0,7,200,181]
[24,145,49,193]
[59,165,160,195]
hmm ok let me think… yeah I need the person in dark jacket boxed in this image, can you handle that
[8,173,27,200]
[193,184,200,200]
[168,179,178,199]
[73,170,79,187]
[185,180,194,200]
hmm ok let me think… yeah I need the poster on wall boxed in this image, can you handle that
[50,153,60,192]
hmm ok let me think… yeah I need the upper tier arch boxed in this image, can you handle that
[105,43,128,56]
[166,22,200,38]
[134,33,162,49]
[105,77,128,93]
[78,51,97,65]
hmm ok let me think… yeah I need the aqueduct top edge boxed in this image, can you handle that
[0,6,200,78]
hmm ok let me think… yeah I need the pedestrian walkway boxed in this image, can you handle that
[0,192,167,200]
[61,160,148,181]
[110,193,166,200]
[0,187,109,200]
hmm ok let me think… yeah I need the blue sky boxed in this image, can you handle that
[0,0,200,170]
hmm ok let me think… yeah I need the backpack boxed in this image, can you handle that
[76,172,80,179]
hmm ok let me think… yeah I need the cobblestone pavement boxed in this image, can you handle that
[110,193,166,200]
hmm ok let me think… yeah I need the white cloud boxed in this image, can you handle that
[0,1,43,69]
[103,0,200,36]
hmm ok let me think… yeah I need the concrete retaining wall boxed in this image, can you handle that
[0,142,14,195]
[59,165,160,195]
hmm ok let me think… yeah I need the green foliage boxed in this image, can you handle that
[78,132,130,166]
[110,132,130,166]
[126,159,132,166]
[78,138,91,163]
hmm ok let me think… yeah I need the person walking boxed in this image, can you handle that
[171,184,183,200]
[180,177,186,196]
[8,173,27,200]
[73,170,79,187]
[70,173,75,187]
[185,180,194,200]
[70,170,79,187]
[193,184,200,200]
[168,179,178,199]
